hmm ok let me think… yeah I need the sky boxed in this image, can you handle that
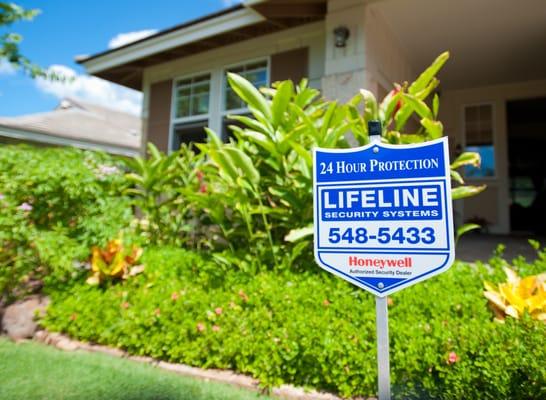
[0,0,243,117]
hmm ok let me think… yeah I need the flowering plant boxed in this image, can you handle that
[484,267,546,322]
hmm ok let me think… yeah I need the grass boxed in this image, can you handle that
[0,337,270,400]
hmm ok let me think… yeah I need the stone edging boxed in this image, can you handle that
[33,330,364,400]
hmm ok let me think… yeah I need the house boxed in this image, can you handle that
[77,0,546,234]
[0,97,141,156]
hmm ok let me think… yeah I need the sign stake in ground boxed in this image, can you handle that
[313,122,455,400]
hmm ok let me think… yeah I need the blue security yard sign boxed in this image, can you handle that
[313,137,455,297]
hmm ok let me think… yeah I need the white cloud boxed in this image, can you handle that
[35,64,142,115]
[108,29,158,49]
[0,60,16,76]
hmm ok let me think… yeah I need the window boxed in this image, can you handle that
[174,74,211,119]
[168,59,270,151]
[223,60,268,112]
[171,74,211,150]
[464,104,495,178]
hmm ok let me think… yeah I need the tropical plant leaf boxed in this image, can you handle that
[451,185,486,200]
[284,225,313,242]
[227,72,272,120]
[456,223,481,243]
[451,152,481,170]
[408,51,449,95]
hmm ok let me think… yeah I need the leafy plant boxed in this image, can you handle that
[86,236,143,285]
[0,145,132,301]
[484,267,546,322]
[43,247,546,399]
[124,143,206,246]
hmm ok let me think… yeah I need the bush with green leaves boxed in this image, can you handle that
[0,145,132,301]
[42,246,545,399]
[124,51,484,270]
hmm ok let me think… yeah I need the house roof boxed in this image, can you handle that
[0,98,141,156]
[78,0,327,90]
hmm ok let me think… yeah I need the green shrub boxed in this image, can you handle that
[124,52,484,271]
[43,247,545,399]
[0,145,132,301]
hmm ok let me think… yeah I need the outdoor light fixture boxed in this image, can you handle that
[334,26,350,48]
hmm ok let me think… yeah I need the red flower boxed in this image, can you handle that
[391,87,403,117]
[199,183,207,193]
[196,170,204,182]
[196,322,206,332]
[121,302,130,309]
[448,351,459,364]
[171,292,179,301]
[215,307,223,315]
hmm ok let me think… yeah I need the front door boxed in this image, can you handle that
[507,97,546,233]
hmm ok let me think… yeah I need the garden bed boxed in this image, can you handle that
[41,247,546,399]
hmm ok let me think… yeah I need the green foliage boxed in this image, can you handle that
[121,52,485,269]
[43,248,546,399]
[124,143,208,247]
[0,2,53,79]
[0,145,132,301]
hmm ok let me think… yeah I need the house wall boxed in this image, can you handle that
[440,79,546,233]
[141,22,325,152]
[321,0,414,102]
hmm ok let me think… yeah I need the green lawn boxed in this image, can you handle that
[0,337,270,400]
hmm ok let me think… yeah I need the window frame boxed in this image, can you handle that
[167,57,271,152]
[169,70,213,151]
[221,57,270,117]
[461,102,497,180]
[171,71,213,123]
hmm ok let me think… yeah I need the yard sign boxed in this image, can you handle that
[313,137,455,297]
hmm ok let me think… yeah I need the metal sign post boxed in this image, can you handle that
[313,121,455,399]
[375,296,391,400]
[370,128,391,400]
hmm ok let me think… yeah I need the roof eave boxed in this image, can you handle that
[79,7,265,77]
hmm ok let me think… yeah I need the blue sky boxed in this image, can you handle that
[0,0,242,116]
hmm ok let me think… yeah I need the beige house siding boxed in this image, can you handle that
[142,22,324,149]
[441,79,546,233]
[147,79,173,153]
[321,0,414,103]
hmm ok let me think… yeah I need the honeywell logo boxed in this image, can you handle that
[348,256,412,268]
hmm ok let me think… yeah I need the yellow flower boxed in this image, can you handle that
[483,267,546,322]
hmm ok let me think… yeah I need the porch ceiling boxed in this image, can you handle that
[370,0,546,90]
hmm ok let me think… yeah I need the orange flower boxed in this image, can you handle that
[238,290,249,302]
